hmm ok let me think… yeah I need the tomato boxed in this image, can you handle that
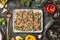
[46,3,57,14]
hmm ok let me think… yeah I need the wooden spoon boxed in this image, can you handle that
[6,12,12,40]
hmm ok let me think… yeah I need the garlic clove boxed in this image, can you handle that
[38,34,42,39]
[1,8,7,13]
[5,4,8,8]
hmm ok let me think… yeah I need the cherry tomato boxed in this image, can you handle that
[46,3,57,14]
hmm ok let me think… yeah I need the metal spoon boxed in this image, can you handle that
[6,12,12,40]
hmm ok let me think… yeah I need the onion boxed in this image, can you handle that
[53,11,60,19]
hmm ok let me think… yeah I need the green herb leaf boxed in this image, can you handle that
[0,18,2,22]
[2,20,5,26]
[1,17,4,21]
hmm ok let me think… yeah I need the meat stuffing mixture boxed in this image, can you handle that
[14,10,41,31]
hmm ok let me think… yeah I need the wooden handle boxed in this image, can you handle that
[7,26,8,40]
[7,19,9,40]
